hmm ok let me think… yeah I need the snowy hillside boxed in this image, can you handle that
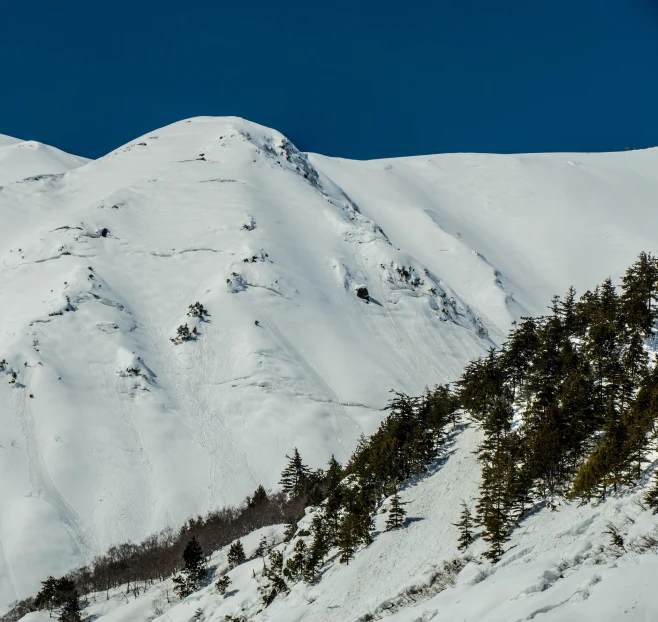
[15,425,658,622]
[1,116,657,612]
[0,134,88,186]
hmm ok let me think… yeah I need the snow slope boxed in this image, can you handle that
[29,424,658,622]
[1,117,657,612]
[0,133,88,186]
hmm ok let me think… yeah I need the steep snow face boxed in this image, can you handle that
[310,148,658,323]
[0,134,88,186]
[0,117,657,611]
[0,118,490,609]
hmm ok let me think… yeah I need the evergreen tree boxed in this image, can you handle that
[324,455,343,492]
[620,251,658,336]
[227,540,246,569]
[453,501,474,550]
[173,536,206,598]
[385,486,407,531]
[279,448,311,497]
[644,473,658,514]
[338,514,359,565]
[58,593,82,622]
[261,548,287,607]
[254,535,268,558]
[304,514,329,583]
[215,575,231,596]
[283,539,307,582]
[283,521,297,542]
[248,485,268,508]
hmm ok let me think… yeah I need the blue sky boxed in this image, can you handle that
[2,0,657,159]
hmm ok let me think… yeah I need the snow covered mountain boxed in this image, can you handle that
[0,134,88,186]
[1,117,657,613]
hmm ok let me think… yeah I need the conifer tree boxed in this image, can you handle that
[385,486,408,531]
[227,540,246,569]
[268,548,284,574]
[304,514,329,583]
[215,575,231,596]
[283,539,307,582]
[248,485,268,508]
[279,448,311,497]
[254,535,268,558]
[283,521,297,542]
[644,473,658,514]
[59,593,82,622]
[325,455,343,492]
[338,514,359,564]
[261,548,287,607]
[453,501,474,550]
[173,536,206,598]
[620,251,658,336]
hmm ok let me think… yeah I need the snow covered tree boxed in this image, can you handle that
[171,324,192,343]
[188,302,209,319]
[279,448,311,497]
[385,487,407,531]
[227,540,246,569]
[453,501,475,550]
[215,575,231,596]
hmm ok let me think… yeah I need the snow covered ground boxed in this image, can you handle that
[20,424,658,622]
[0,134,88,186]
[1,116,657,614]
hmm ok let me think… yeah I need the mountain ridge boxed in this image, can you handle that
[1,116,657,610]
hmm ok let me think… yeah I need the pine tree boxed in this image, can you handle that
[325,455,343,492]
[268,548,284,574]
[304,514,329,583]
[261,567,288,608]
[279,448,311,497]
[173,536,206,598]
[621,251,658,336]
[283,539,307,582]
[254,535,268,558]
[385,487,407,531]
[283,521,297,542]
[338,514,359,564]
[248,485,268,507]
[59,593,82,622]
[227,540,246,569]
[453,501,474,550]
[644,472,658,514]
[215,575,231,596]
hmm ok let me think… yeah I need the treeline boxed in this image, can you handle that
[458,251,658,560]
[2,491,304,621]
[271,386,460,588]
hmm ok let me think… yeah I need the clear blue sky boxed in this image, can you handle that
[2,0,657,159]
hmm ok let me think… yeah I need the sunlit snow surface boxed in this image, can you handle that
[1,118,657,616]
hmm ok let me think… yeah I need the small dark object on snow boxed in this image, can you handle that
[355,286,370,302]
[255,320,260,326]
[100,228,109,238]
